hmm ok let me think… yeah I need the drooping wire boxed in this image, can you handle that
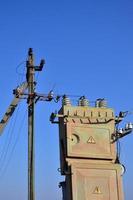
[16,61,26,76]
[35,71,40,83]
[16,61,26,86]
[0,61,25,175]
[0,60,27,178]
[0,116,14,163]
[0,106,27,179]
[0,102,21,174]
[115,123,121,163]
[116,140,121,161]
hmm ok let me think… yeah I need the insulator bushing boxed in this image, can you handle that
[118,128,123,134]
[62,95,71,106]
[78,96,89,107]
[126,123,133,129]
[78,99,82,106]
[95,99,107,108]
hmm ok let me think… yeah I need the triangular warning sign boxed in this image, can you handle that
[87,136,96,144]
[93,186,102,194]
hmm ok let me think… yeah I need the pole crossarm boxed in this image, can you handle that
[112,126,133,142]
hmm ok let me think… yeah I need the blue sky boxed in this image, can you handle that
[0,0,133,199]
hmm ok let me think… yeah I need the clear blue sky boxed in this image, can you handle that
[0,0,133,199]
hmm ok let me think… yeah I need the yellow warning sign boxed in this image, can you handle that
[87,136,96,144]
[93,186,102,194]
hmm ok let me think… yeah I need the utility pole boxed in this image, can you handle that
[0,48,57,199]
[26,48,45,200]
[26,48,35,200]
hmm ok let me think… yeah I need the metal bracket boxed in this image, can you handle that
[112,128,132,142]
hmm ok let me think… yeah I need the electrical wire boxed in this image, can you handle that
[35,71,40,82]
[116,140,121,161]
[0,103,21,174]
[115,123,121,163]
[0,108,27,179]
[0,60,26,164]
[0,60,27,178]
[15,61,26,76]
[16,61,26,88]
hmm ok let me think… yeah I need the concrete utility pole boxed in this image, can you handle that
[26,48,45,200]
[0,48,57,199]
[26,48,35,200]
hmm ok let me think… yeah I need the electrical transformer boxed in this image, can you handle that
[51,96,124,200]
